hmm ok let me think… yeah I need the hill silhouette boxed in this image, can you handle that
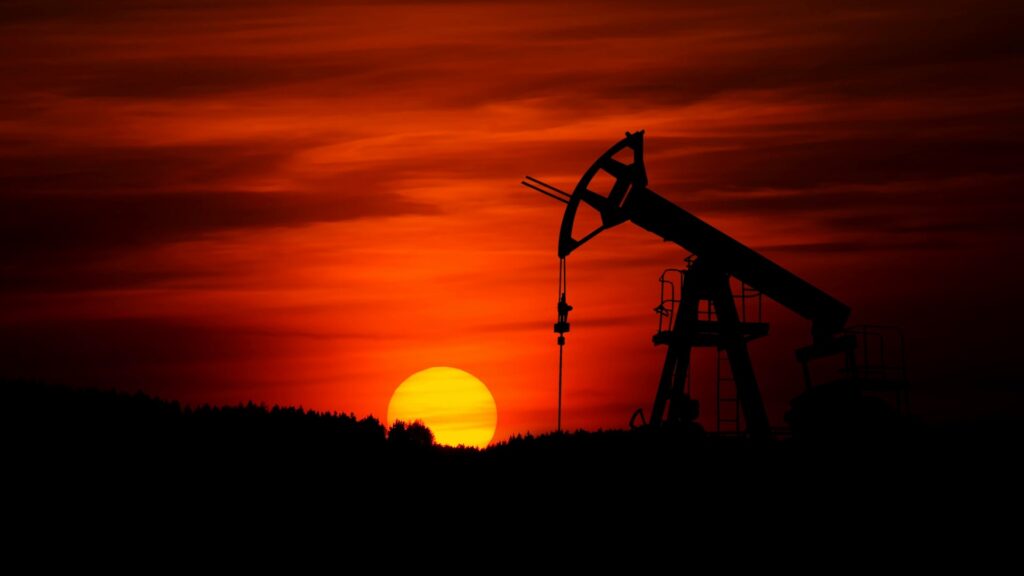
[9,380,442,462]
[8,379,1022,509]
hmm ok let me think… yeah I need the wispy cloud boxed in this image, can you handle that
[1,0,1022,431]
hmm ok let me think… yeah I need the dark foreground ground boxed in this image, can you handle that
[8,380,1023,547]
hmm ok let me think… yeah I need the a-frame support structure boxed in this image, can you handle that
[650,257,771,437]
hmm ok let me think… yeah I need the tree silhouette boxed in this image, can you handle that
[387,419,434,447]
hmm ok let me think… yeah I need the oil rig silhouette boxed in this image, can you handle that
[525,131,908,438]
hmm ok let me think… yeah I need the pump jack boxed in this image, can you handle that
[524,131,905,439]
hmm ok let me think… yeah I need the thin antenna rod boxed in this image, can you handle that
[522,180,569,203]
[522,175,571,204]
[524,175,570,198]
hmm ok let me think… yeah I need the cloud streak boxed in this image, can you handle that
[0,189,431,259]
[1,0,1022,433]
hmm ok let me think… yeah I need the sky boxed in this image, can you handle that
[2,0,1022,440]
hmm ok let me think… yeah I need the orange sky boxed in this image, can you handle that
[2,1,1023,439]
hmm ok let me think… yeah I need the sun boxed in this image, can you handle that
[387,366,497,448]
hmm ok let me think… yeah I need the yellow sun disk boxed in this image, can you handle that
[387,367,497,448]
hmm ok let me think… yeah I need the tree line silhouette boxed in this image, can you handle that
[11,379,1019,541]
[10,380,439,467]
[9,379,1020,481]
